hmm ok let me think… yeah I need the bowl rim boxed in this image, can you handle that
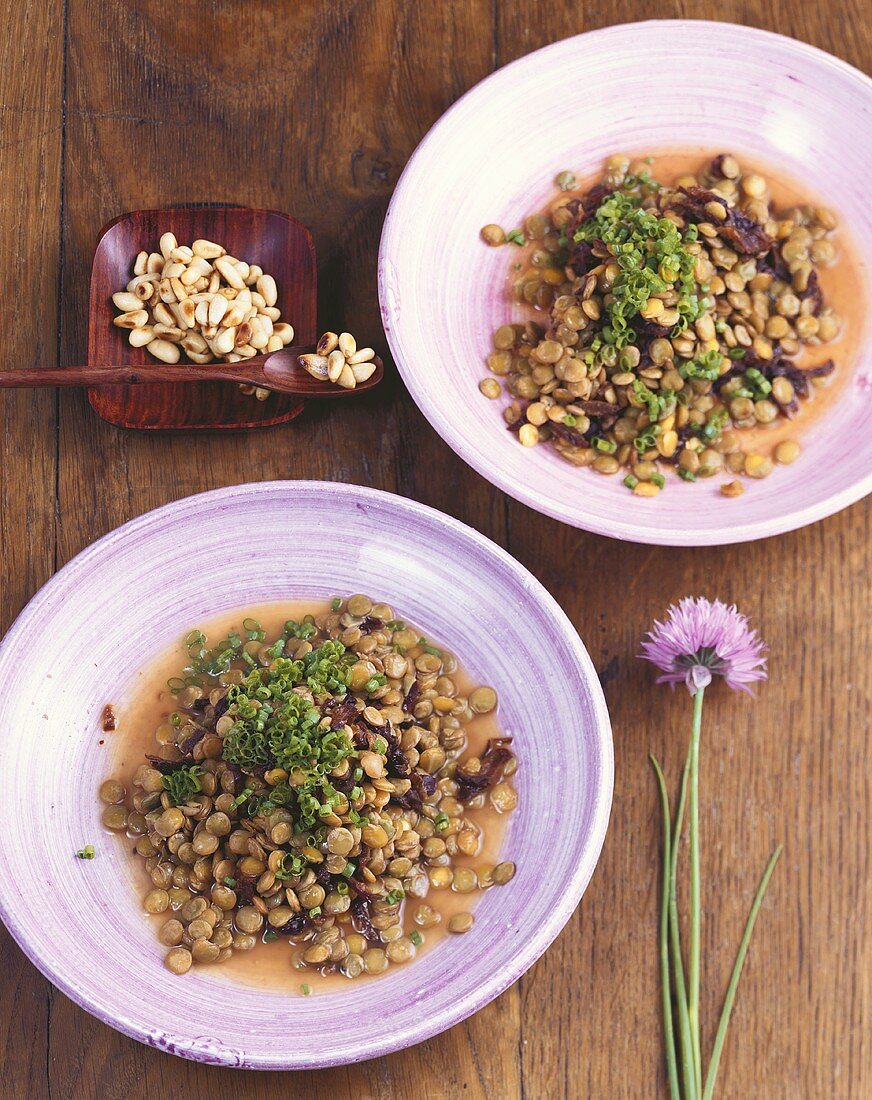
[378,20,872,546]
[0,480,614,1068]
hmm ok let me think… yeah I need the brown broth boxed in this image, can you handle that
[508,150,866,456]
[103,600,515,995]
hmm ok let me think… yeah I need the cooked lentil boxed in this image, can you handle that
[482,153,843,492]
[104,597,517,983]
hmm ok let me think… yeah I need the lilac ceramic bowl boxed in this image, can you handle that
[0,482,612,1068]
[379,21,872,545]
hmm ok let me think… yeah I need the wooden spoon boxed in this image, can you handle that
[0,346,384,398]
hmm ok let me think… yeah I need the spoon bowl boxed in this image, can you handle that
[88,205,320,430]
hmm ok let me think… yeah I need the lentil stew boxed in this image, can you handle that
[480,153,852,496]
[101,598,518,989]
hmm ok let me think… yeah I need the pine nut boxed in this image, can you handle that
[274,323,294,345]
[159,232,177,259]
[207,295,227,327]
[351,361,377,384]
[266,335,283,353]
[214,256,245,289]
[348,347,375,365]
[192,239,225,260]
[337,363,356,388]
[128,326,154,347]
[327,350,346,382]
[212,328,237,356]
[113,309,148,329]
[147,338,181,363]
[133,251,148,276]
[112,291,141,312]
[256,274,277,307]
[338,332,357,357]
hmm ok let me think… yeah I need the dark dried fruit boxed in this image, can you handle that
[101,704,117,732]
[673,186,772,255]
[455,738,514,803]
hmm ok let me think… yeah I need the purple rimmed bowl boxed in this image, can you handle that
[0,482,612,1068]
[378,21,872,545]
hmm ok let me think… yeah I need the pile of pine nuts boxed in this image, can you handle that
[300,331,378,389]
[111,234,295,397]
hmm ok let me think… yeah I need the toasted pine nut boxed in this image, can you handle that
[192,239,225,260]
[187,349,213,364]
[179,258,211,287]
[146,252,164,274]
[234,322,253,348]
[337,363,356,389]
[169,246,193,263]
[176,299,196,328]
[351,361,377,384]
[338,332,356,357]
[348,347,375,365]
[256,274,277,308]
[147,338,180,363]
[112,291,141,312]
[208,295,227,327]
[152,303,175,327]
[274,323,294,346]
[262,306,281,322]
[212,328,237,356]
[317,331,339,355]
[133,251,148,276]
[113,309,149,329]
[159,233,177,260]
[182,332,208,356]
[214,256,245,289]
[158,279,176,304]
[266,335,283,353]
[223,305,245,328]
[133,281,154,302]
[249,318,268,350]
[162,261,186,281]
[128,326,155,348]
[170,277,188,302]
[152,323,184,342]
[300,353,328,378]
[327,350,346,382]
[194,299,210,326]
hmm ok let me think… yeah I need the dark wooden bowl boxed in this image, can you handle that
[87,206,317,430]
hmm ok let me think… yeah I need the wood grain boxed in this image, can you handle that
[0,2,868,1098]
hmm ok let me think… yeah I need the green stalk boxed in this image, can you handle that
[688,686,706,1090]
[670,738,697,1099]
[650,756,680,1100]
[702,846,783,1100]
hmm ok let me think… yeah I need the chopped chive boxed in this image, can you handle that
[650,472,666,490]
[75,844,95,860]
[623,474,639,490]
[263,931,278,943]
[678,468,697,482]
[434,812,450,831]
[505,229,526,245]
[308,906,322,918]
[300,983,311,996]
[421,644,442,657]
[592,437,617,454]
[342,862,356,878]
[330,597,341,611]
[410,930,423,946]
[223,876,236,887]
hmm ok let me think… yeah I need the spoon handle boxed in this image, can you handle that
[0,366,268,388]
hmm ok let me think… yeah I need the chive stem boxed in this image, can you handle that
[688,686,706,1093]
[670,741,697,1100]
[702,845,783,1100]
[650,756,681,1100]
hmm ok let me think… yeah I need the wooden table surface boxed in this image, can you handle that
[1,2,869,1097]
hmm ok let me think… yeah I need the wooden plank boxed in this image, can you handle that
[494,4,872,1097]
[0,0,63,1096]
[51,1,514,1097]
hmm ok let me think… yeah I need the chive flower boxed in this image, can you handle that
[640,596,768,695]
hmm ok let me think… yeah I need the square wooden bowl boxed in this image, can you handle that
[87,206,317,429]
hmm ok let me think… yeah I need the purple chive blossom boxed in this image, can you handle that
[639,597,768,695]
